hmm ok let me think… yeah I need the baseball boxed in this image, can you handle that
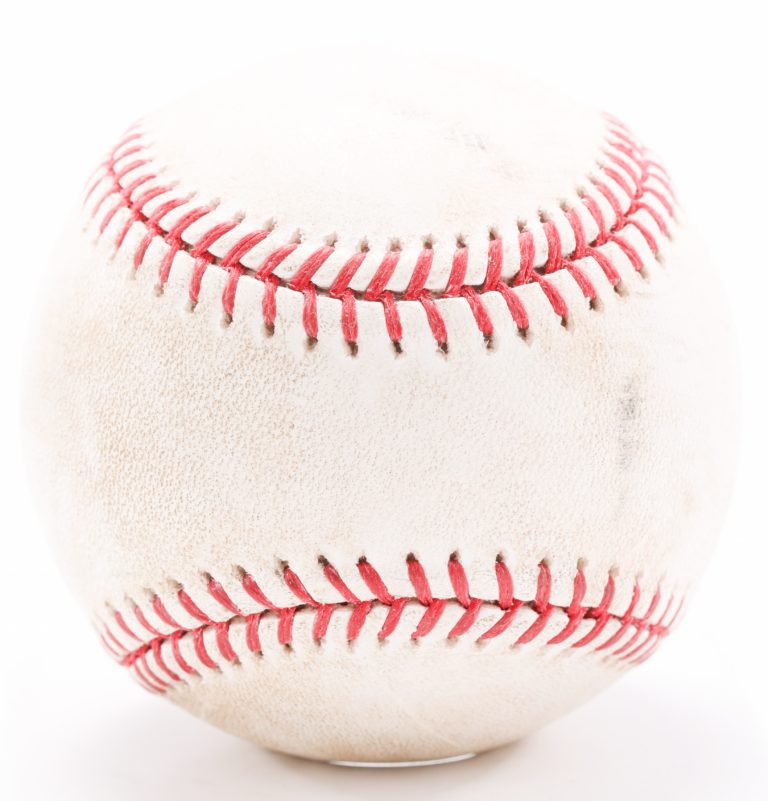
[23,53,738,763]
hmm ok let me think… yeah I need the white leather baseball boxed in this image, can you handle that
[23,53,738,763]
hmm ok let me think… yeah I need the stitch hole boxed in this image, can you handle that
[455,233,466,249]
[305,335,318,351]
[423,236,434,249]
[391,340,403,356]
[614,281,629,298]
[516,218,528,233]
[221,312,233,328]
[488,227,499,241]
[123,595,140,614]
[347,340,359,357]
[325,232,338,248]
[588,296,602,312]
[139,586,157,602]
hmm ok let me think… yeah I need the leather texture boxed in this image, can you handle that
[22,53,738,762]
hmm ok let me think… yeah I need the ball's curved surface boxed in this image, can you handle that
[23,54,738,762]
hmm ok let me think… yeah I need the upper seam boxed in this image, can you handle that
[84,114,676,354]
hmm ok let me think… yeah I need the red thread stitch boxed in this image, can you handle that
[105,555,680,694]
[87,117,674,352]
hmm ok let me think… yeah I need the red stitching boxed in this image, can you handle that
[207,577,242,616]
[216,621,238,663]
[278,607,295,646]
[403,248,434,299]
[407,554,434,605]
[348,600,373,641]
[364,251,401,301]
[320,558,360,604]
[313,604,335,641]
[241,572,278,611]
[113,610,140,642]
[103,626,128,654]
[379,597,408,640]
[329,251,366,298]
[178,589,212,623]
[445,246,469,296]
[282,565,318,607]
[88,115,674,353]
[340,290,358,348]
[136,654,167,693]
[106,555,680,694]
[170,631,198,676]
[448,554,472,607]
[380,291,402,349]
[245,613,262,653]
[133,604,163,638]
[357,556,395,605]
[413,598,447,639]
[192,628,217,669]
[262,275,278,333]
[152,639,181,682]
[99,633,122,660]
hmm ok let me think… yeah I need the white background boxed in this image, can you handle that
[1,1,766,799]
